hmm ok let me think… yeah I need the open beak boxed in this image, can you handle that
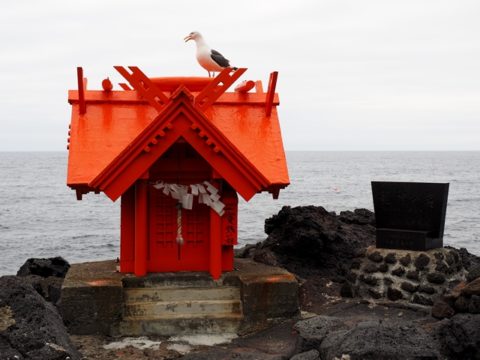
[184,35,192,42]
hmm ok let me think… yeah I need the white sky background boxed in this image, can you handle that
[0,0,479,151]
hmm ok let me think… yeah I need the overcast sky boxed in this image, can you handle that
[0,0,479,151]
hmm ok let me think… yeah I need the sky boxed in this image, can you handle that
[0,0,479,151]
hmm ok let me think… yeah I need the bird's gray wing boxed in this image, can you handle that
[210,49,230,68]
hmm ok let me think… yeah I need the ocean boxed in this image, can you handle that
[0,151,479,275]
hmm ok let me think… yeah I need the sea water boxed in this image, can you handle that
[0,151,478,275]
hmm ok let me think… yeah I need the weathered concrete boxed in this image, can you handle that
[59,260,124,335]
[59,258,299,336]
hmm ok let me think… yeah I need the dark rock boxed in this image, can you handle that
[445,253,455,266]
[360,275,378,286]
[384,253,397,264]
[392,267,406,277]
[435,261,449,274]
[345,271,357,283]
[350,260,361,270]
[378,263,389,273]
[399,254,412,266]
[290,349,320,360]
[0,275,81,359]
[418,285,436,295]
[414,254,430,270]
[368,288,382,299]
[318,320,440,360]
[432,299,455,319]
[235,244,258,258]
[434,252,445,261]
[469,295,480,314]
[401,281,419,293]
[340,283,355,298]
[252,249,279,267]
[22,275,64,304]
[406,270,420,281]
[456,247,480,272]
[427,272,446,285]
[363,263,378,273]
[338,208,375,225]
[438,313,480,359]
[387,287,403,301]
[17,257,70,278]
[454,296,470,313]
[450,250,460,264]
[461,277,480,296]
[181,346,285,360]
[294,315,348,350]
[261,206,375,278]
[368,251,383,263]
[384,277,394,286]
[16,258,70,305]
[412,294,434,306]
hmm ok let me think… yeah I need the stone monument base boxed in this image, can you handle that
[342,246,467,306]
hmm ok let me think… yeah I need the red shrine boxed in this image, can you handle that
[66,66,289,279]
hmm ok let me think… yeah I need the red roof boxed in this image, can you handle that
[67,67,289,201]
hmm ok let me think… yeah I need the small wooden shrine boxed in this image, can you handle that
[66,66,289,279]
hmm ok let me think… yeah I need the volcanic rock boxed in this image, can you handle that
[255,206,375,278]
[17,257,70,278]
[16,257,70,304]
[438,313,480,359]
[0,276,80,359]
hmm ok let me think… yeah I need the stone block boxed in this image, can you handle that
[368,251,383,263]
[401,281,419,293]
[412,294,434,306]
[427,272,446,285]
[400,254,412,266]
[414,254,430,270]
[384,253,397,264]
[387,287,403,301]
[406,270,420,281]
[392,267,406,277]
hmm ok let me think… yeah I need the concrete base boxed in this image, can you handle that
[59,259,299,336]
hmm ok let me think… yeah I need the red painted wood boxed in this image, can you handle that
[120,186,135,272]
[265,71,278,117]
[195,68,247,111]
[76,67,86,115]
[221,187,238,246]
[209,209,222,280]
[134,180,148,276]
[222,246,234,271]
[66,67,290,279]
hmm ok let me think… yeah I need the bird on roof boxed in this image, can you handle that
[184,31,236,77]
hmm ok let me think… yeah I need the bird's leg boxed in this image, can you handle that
[208,71,211,78]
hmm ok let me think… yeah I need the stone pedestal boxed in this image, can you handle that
[59,258,299,336]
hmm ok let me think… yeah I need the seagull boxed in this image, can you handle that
[184,31,236,77]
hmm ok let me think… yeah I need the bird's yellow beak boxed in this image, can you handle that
[184,35,192,42]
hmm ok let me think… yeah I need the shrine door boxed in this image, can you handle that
[148,189,210,272]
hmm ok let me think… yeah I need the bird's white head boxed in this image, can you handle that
[184,31,202,43]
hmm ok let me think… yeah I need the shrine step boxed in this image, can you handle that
[124,286,240,303]
[119,285,243,335]
[119,314,243,336]
[122,272,223,289]
[124,299,242,318]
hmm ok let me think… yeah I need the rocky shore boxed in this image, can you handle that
[1,206,479,359]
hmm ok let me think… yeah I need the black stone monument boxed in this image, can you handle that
[371,181,449,251]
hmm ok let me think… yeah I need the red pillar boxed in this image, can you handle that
[210,209,222,279]
[120,186,135,272]
[134,180,148,276]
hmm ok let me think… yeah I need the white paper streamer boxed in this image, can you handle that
[152,181,225,216]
